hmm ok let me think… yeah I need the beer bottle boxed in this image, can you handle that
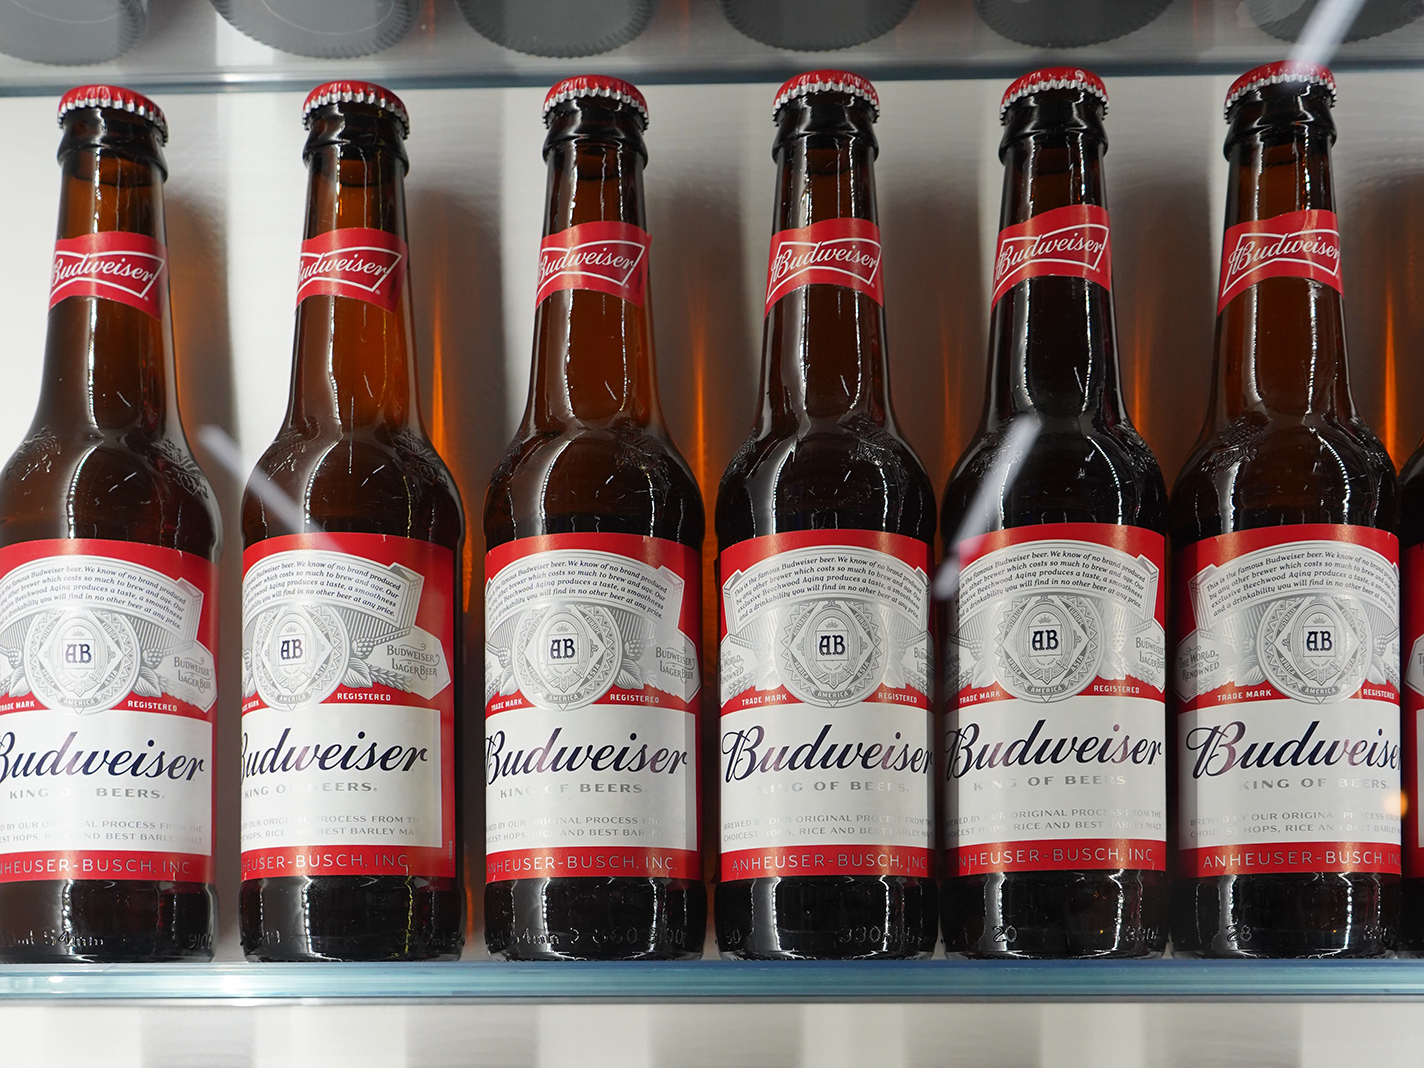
[0,86,220,962]
[1171,63,1400,957]
[484,76,705,961]
[239,82,465,961]
[940,68,1169,958]
[715,71,936,960]
[1402,435,1424,952]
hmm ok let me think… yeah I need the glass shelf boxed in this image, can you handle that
[5,0,1424,98]
[4,959,1424,1002]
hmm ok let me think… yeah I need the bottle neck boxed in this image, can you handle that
[39,112,175,436]
[290,112,421,435]
[524,106,660,432]
[986,100,1124,428]
[757,99,892,430]
[1209,93,1351,423]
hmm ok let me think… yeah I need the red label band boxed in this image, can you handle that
[296,226,408,314]
[951,838,1165,877]
[722,845,931,881]
[536,220,650,308]
[990,204,1111,308]
[0,849,212,885]
[50,231,167,320]
[242,845,451,880]
[486,847,700,883]
[764,217,884,315]
[1182,843,1400,879]
[0,539,218,884]
[1217,208,1342,314]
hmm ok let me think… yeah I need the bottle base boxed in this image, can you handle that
[716,875,937,961]
[941,870,1167,960]
[485,876,705,962]
[240,876,464,963]
[1172,872,1398,959]
[0,880,215,964]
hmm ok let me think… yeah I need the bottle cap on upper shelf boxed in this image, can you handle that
[543,76,649,128]
[999,67,1108,122]
[773,70,880,122]
[303,81,410,138]
[1224,61,1337,118]
[58,85,167,144]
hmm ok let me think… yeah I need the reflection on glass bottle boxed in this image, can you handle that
[975,0,1171,48]
[0,0,146,65]
[719,0,915,51]
[210,0,416,58]
[457,0,658,58]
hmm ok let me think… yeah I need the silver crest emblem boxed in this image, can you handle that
[777,599,884,708]
[24,608,140,714]
[512,603,621,710]
[251,603,350,711]
[995,593,1102,702]
[1257,594,1370,704]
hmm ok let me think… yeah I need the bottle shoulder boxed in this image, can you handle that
[243,423,463,549]
[0,426,221,558]
[715,419,935,549]
[940,417,1168,547]
[1170,414,1398,545]
[484,422,704,551]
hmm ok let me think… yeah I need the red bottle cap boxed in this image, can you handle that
[57,84,167,144]
[773,70,880,121]
[543,76,649,128]
[303,80,410,137]
[1225,61,1336,119]
[999,67,1108,122]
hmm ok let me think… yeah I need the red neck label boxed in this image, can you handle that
[991,204,1111,308]
[296,227,407,314]
[50,232,167,320]
[764,217,883,315]
[537,221,650,308]
[1217,208,1342,314]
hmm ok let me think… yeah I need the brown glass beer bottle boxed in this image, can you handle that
[940,69,1169,958]
[1402,430,1424,952]
[715,71,937,960]
[0,86,220,962]
[484,76,705,961]
[239,82,465,961]
[1171,63,1400,958]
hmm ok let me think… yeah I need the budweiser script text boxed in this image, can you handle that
[1184,719,1399,778]
[722,723,932,782]
[945,719,1164,778]
[485,727,690,784]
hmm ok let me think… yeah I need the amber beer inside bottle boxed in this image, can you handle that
[1170,68,1398,957]
[939,74,1168,957]
[714,76,937,960]
[0,93,220,962]
[483,83,705,961]
[239,89,464,961]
